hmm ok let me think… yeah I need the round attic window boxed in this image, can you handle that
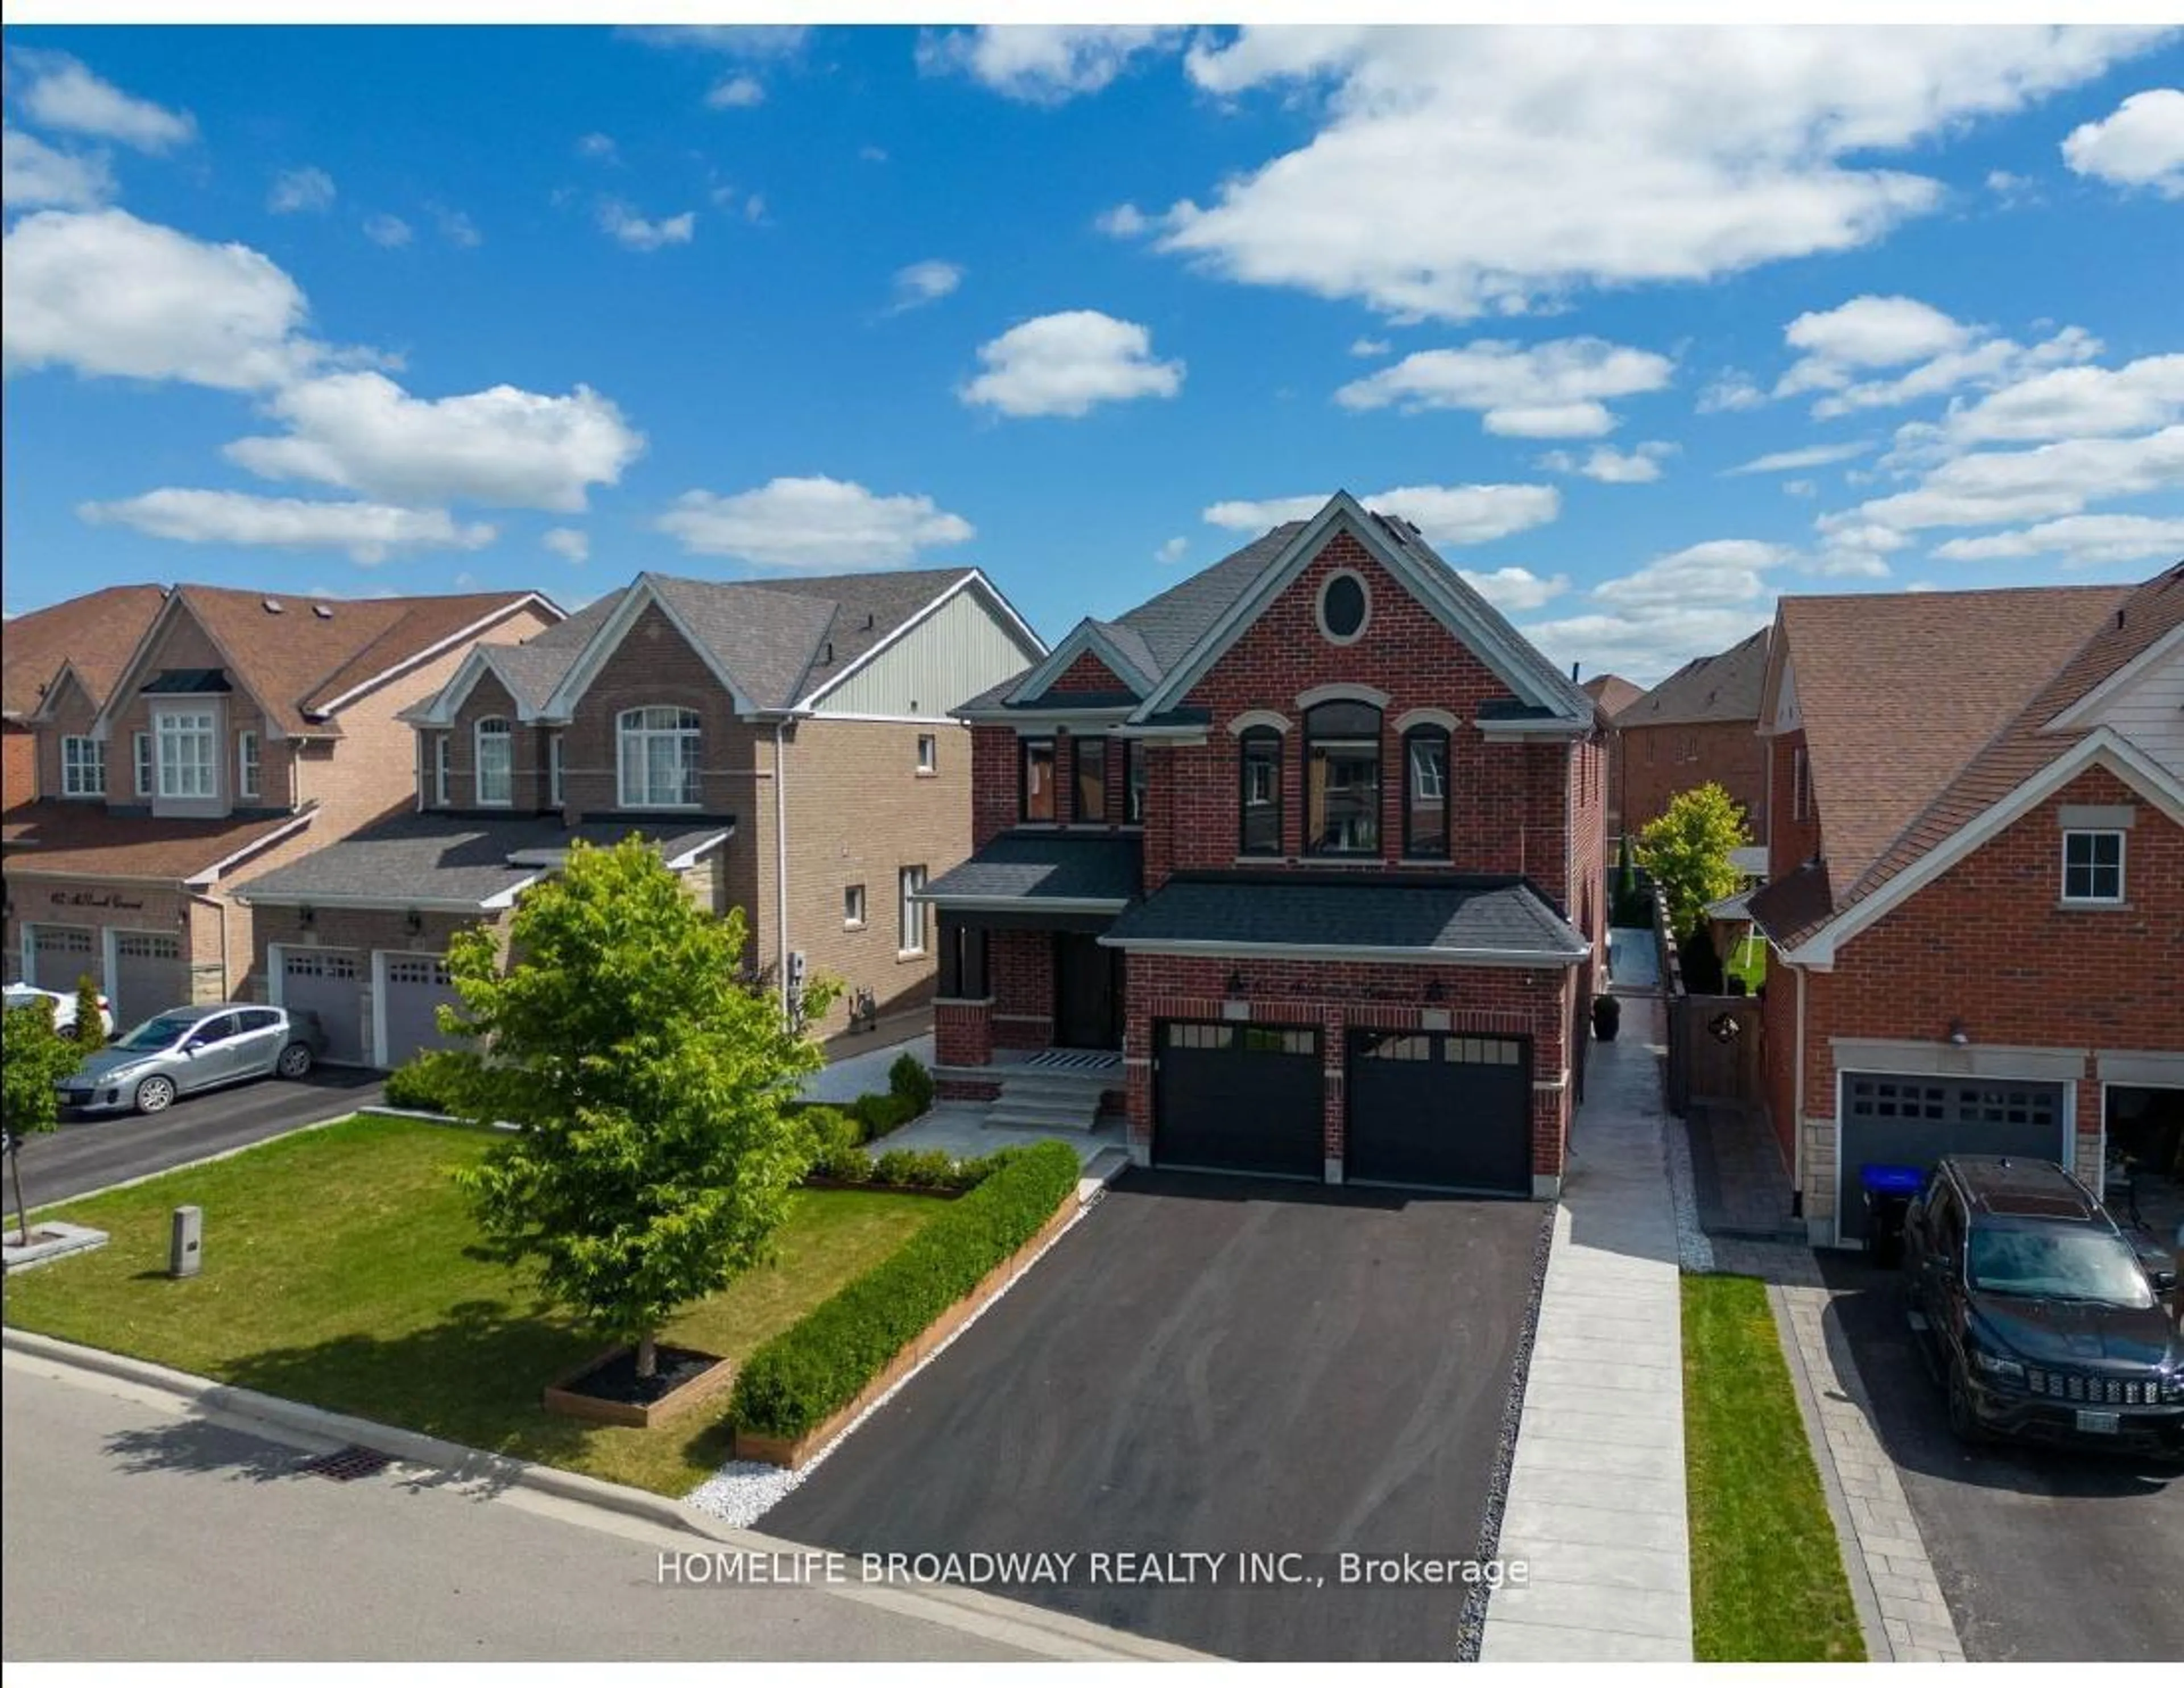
[1317,570,1370,644]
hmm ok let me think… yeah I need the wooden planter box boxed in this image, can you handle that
[542,1347,739,1429]
[734,1198,1077,1468]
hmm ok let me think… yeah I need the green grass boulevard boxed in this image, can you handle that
[6,1112,940,1496]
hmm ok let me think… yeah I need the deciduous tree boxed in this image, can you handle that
[1634,782,1750,941]
[3,996,83,1245]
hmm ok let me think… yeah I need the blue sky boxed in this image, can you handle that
[3,23,2181,681]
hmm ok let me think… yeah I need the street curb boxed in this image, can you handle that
[2,1327,1197,1661]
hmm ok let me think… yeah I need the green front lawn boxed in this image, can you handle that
[1683,1273,1865,1661]
[6,1113,940,1496]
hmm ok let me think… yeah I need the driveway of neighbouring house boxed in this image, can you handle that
[1821,1255,2184,1662]
[766,1169,1546,1661]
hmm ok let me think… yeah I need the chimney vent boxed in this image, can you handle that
[262,597,284,614]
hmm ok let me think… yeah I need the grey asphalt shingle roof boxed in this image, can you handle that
[1115,522,1308,673]
[921,832,1143,905]
[235,813,733,907]
[1620,624,1773,727]
[1101,875,1586,958]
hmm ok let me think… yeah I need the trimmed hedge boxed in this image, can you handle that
[851,1089,920,1141]
[382,1052,461,1114]
[731,1139,1081,1439]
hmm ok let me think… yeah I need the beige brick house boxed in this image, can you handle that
[235,568,1045,1068]
[3,585,559,1026]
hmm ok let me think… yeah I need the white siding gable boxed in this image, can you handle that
[2083,642,2183,776]
[810,583,1044,720]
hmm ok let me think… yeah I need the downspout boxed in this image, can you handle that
[1792,961,1807,1228]
[773,718,791,1023]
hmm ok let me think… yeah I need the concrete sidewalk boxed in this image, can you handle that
[1480,994,1693,1662]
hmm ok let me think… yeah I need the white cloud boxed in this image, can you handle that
[1932,514,2184,568]
[1349,337,1389,358]
[1808,327,2100,419]
[919,26,1180,104]
[1538,442,1677,484]
[1784,478,1819,498]
[1698,369,1767,413]
[1458,565,1569,612]
[2,127,111,208]
[1151,27,2158,320]
[2062,88,2184,198]
[2,208,316,390]
[887,259,965,315]
[655,475,975,570]
[363,213,413,248]
[1094,203,1149,238]
[621,25,808,58]
[576,132,620,162]
[707,75,766,109]
[1335,338,1674,438]
[1520,537,1787,681]
[429,204,482,248]
[225,371,645,514]
[1778,295,1969,387]
[11,51,196,152]
[542,527,590,564]
[268,166,336,214]
[1724,440,1875,475]
[1155,536,1189,564]
[1203,483,1561,549]
[598,201,696,250]
[960,310,1183,418]
[1900,354,2184,453]
[79,489,494,564]
[1832,426,2184,531]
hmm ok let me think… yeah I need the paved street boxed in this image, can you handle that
[770,1168,1545,1661]
[1820,1256,2184,1662]
[20,1068,386,1208]
[1,1358,1055,1662]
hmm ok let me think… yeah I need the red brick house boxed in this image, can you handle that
[1749,566,2184,1247]
[233,568,1045,1067]
[4,585,558,1026]
[926,493,1607,1197]
[1579,672,1643,849]
[2,585,164,811]
[1615,624,1772,842]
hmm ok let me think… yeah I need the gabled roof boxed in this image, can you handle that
[2,799,317,887]
[1581,673,1645,722]
[2,585,166,720]
[1769,583,2129,897]
[1619,627,1772,729]
[95,586,560,739]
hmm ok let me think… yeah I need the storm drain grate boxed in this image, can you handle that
[300,1444,396,1483]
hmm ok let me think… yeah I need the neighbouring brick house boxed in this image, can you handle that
[925,493,1607,1197]
[234,568,1045,1068]
[1,584,165,810]
[1749,566,2184,1248]
[1579,671,1643,849]
[1615,624,1772,842]
[3,585,559,1027]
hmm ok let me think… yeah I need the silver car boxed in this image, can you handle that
[57,1003,327,1116]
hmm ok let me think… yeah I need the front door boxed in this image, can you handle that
[1053,933,1119,1049]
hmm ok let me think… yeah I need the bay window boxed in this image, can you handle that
[155,709,216,799]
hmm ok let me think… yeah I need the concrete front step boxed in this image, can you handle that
[986,1104,1104,1132]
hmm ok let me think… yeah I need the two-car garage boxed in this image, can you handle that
[1150,1018,1535,1195]
[25,922,188,1028]
[270,946,465,1069]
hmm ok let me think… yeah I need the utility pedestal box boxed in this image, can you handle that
[169,1205,203,1279]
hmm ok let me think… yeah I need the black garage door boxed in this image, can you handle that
[1346,1030,1534,1196]
[1153,1020,1323,1180]
[1836,1072,2069,1243]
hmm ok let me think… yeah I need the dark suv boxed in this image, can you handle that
[1903,1155,2183,1457]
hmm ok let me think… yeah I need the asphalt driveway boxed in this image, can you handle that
[767,1168,1548,1661]
[1821,1255,2184,1662]
[19,1068,386,1208]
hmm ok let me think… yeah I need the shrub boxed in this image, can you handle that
[382,1052,461,1114]
[871,1147,957,1189]
[73,973,106,1046]
[851,1090,918,1142]
[1680,924,1726,995]
[816,1140,874,1183]
[888,1052,936,1114]
[731,1139,1080,1439]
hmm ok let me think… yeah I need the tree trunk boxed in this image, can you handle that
[635,1333,657,1380]
[10,1145,28,1250]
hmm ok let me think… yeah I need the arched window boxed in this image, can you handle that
[1238,726,1284,857]
[617,706,701,808]
[474,717,512,806]
[1403,726,1449,859]
[1305,700,1381,857]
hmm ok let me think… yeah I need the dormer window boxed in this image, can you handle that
[155,709,216,799]
[1305,699,1381,857]
[475,717,512,806]
[617,706,700,809]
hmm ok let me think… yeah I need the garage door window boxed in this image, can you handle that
[2061,829,2124,904]
[1847,1076,2057,1129]
[286,951,359,980]
[388,957,452,987]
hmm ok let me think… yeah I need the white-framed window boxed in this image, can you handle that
[844,883,867,929]
[898,865,928,955]
[61,734,106,797]
[133,731,152,797]
[617,706,700,808]
[237,730,260,799]
[155,709,216,799]
[548,733,565,807]
[2061,830,2125,904]
[432,733,451,806]
[916,733,937,773]
[475,717,512,806]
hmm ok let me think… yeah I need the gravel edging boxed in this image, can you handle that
[1455,1200,1558,1661]
[684,1175,1116,1528]
[1664,1113,1716,1274]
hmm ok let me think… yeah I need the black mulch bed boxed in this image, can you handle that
[557,1344,722,1406]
